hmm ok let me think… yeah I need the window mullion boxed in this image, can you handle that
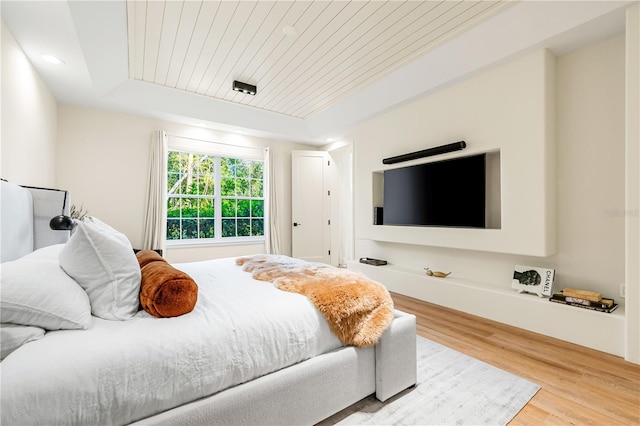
[214,156,222,241]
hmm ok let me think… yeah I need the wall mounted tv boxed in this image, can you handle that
[383,153,486,228]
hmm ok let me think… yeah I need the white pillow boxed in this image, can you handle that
[20,243,65,261]
[0,323,45,360]
[0,259,92,330]
[59,218,141,320]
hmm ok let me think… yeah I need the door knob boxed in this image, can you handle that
[293,222,302,227]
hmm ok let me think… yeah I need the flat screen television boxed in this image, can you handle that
[383,153,486,228]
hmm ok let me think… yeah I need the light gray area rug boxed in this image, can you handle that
[319,336,540,426]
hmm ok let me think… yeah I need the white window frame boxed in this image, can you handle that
[166,135,266,248]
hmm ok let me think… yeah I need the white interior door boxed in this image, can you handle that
[292,150,330,263]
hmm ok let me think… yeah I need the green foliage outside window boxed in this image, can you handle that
[166,151,264,242]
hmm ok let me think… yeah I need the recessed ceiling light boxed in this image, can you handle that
[325,138,336,142]
[283,26,297,37]
[42,54,65,65]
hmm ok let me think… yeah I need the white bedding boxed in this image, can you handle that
[1,257,342,425]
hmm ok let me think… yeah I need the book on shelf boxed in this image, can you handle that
[512,265,555,297]
[565,296,615,308]
[549,292,618,313]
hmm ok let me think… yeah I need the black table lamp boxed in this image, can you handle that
[49,190,75,230]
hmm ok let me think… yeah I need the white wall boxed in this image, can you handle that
[353,36,625,302]
[1,21,57,187]
[57,105,314,263]
[624,4,640,363]
[555,35,626,297]
[355,49,557,258]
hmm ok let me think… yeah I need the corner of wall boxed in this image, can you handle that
[544,48,558,256]
[1,21,58,187]
[624,4,640,364]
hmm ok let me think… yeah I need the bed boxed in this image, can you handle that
[0,179,417,425]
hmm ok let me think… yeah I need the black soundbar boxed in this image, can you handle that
[382,141,466,165]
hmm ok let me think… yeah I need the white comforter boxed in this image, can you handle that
[0,257,342,425]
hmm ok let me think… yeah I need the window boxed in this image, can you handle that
[166,149,265,244]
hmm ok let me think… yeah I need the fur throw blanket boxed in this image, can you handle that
[236,255,394,347]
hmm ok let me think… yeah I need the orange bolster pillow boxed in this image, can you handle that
[136,249,166,269]
[135,250,198,318]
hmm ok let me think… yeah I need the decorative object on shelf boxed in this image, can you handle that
[424,268,450,278]
[512,265,555,297]
[560,287,602,302]
[382,141,466,165]
[549,291,618,313]
[359,257,388,266]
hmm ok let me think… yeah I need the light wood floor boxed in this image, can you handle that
[391,292,640,425]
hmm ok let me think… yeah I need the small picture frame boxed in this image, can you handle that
[512,265,555,297]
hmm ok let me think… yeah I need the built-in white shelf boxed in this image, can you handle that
[348,261,625,357]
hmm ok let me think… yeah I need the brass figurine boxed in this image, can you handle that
[425,268,451,278]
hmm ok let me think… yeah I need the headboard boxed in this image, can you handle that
[0,180,70,262]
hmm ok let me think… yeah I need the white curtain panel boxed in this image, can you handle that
[265,147,281,255]
[142,130,168,252]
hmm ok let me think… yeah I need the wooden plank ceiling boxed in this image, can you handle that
[127,0,511,120]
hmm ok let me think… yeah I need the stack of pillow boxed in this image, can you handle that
[0,217,197,360]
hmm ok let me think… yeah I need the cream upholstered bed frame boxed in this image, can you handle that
[0,180,418,425]
[0,180,70,262]
[133,309,417,425]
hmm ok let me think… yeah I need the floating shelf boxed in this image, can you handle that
[348,261,625,356]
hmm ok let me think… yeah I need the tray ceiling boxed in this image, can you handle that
[127,0,511,120]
